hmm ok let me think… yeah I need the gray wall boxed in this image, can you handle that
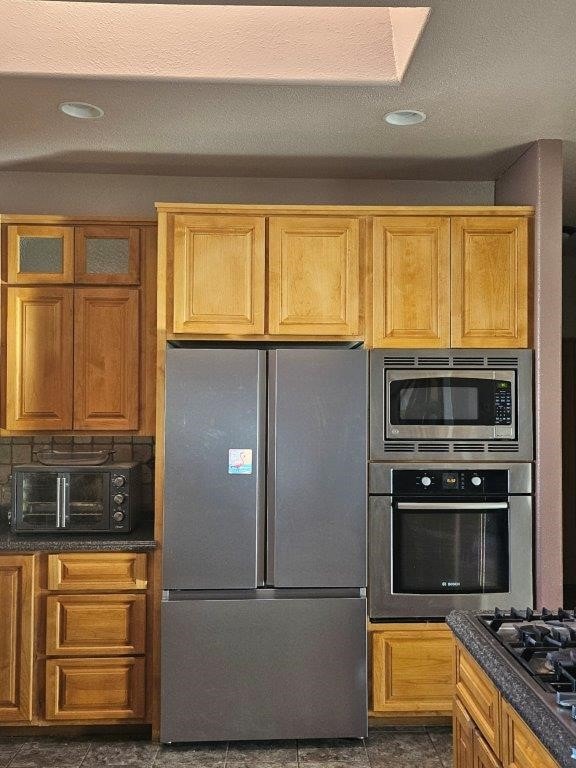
[0,171,494,217]
[495,139,564,607]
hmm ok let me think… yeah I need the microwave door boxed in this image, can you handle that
[61,472,111,531]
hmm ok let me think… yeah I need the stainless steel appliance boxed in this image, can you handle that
[161,347,367,743]
[370,349,533,461]
[11,463,140,533]
[369,463,533,619]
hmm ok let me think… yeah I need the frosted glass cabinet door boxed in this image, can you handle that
[7,225,75,284]
[75,226,140,285]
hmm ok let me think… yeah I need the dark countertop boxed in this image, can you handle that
[447,610,576,768]
[0,511,157,552]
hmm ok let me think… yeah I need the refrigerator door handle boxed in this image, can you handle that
[266,350,277,586]
[256,350,267,587]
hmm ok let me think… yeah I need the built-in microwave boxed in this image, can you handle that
[11,463,140,533]
[370,349,533,461]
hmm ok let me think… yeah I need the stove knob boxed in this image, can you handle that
[113,510,125,522]
[112,476,126,488]
[113,493,125,505]
[471,476,482,487]
[421,476,432,487]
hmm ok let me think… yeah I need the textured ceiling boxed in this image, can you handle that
[1,0,575,221]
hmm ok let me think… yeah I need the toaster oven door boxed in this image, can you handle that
[60,472,111,531]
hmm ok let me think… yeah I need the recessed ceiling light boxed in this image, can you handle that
[58,102,104,119]
[384,110,426,126]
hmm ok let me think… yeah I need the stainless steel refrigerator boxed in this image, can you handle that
[161,347,367,743]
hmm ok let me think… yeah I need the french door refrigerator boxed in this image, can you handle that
[161,347,367,743]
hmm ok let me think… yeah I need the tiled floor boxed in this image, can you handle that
[0,728,452,768]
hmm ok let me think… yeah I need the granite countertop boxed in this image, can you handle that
[0,510,157,552]
[447,610,576,768]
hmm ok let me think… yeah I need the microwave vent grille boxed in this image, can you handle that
[418,443,449,452]
[453,443,486,452]
[384,442,415,452]
[383,356,416,366]
[488,443,519,452]
[451,356,485,367]
[416,356,451,367]
[487,357,519,368]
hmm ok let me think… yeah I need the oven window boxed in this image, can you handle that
[393,505,509,594]
[390,377,493,425]
[67,474,106,528]
[20,472,59,527]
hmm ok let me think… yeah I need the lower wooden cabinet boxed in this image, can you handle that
[474,728,501,768]
[45,657,146,721]
[370,622,453,718]
[0,551,149,728]
[455,640,501,756]
[0,555,35,722]
[501,699,561,768]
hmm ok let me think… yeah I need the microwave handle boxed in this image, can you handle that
[396,501,508,510]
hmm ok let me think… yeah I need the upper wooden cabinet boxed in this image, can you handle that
[0,555,35,723]
[372,216,450,347]
[172,214,265,334]
[6,224,140,286]
[451,217,528,348]
[268,216,360,336]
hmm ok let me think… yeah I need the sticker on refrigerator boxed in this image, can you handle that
[228,449,253,474]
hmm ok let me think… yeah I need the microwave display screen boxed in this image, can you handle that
[390,377,496,426]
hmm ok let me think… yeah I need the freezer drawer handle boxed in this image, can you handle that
[396,501,508,510]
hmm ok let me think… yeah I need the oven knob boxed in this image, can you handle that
[113,493,125,505]
[113,510,125,522]
[471,476,482,487]
[421,476,432,487]
[112,476,126,488]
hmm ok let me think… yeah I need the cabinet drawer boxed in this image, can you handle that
[474,727,501,768]
[47,553,147,592]
[454,641,501,757]
[501,699,560,768]
[45,657,145,721]
[46,594,146,656]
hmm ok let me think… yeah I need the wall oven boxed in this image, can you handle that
[368,463,533,619]
[11,463,140,533]
[370,349,533,461]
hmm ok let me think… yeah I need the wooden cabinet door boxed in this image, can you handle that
[45,657,145,721]
[372,217,450,347]
[451,217,529,348]
[0,555,35,722]
[172,214,265,335]
[73,288,139,430]
[474,728,501,768]
[268,216,360,336]
[5,287,73,431]
[454,697,475,768]
[455,641,501,758]
[501,699,560,768]
[371,624,453,714]
[75,226,140,285]
[6,225,75,284]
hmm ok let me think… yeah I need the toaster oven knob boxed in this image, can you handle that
[113,493,125,505]
[421,476,432,487]
[113,510,125,522]
[471,475,482,487]
[112,476,126,488]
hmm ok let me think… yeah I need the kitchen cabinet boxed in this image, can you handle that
[0,555,35,722]
[369,622,453,718]
[1,215,157,433]
[6,223,139,285]
[168,210,362,338]
[453,642,561,768]
[372,215,529,348]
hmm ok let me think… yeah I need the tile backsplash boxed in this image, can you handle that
[0,436,155,513]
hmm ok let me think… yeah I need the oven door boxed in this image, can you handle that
[385,370,515,441]
[368,495,533,619]
[60,472,111,531]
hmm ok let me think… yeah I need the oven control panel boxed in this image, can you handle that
[392,469,509,496]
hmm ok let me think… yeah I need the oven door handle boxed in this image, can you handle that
[396,501,508,510]
[56,477,62,528]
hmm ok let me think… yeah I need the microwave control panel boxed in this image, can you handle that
[392,468,509,496]
[494,380,513,425]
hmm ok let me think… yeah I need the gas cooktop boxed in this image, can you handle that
[479,608,576,715]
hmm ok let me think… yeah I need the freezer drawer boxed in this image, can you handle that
[161,594,367,742]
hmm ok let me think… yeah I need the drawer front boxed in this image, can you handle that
[501,699,560,768]
[46,594,146,656]
[45,657,145,721]
[454,641,501,757]
[474,727,501,768]
[47,553,147,591]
